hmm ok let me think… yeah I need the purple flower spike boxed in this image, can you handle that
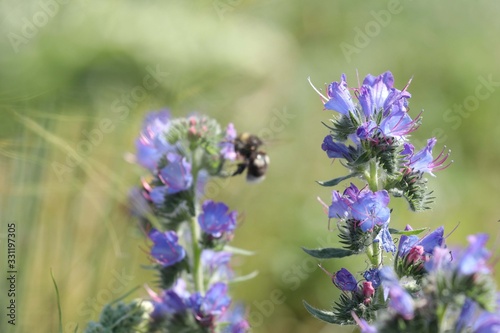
[158,153,193,194]
[149,229,186,267]
[324,74,356,115]
[198,201,237,237]
[333,268,358,292]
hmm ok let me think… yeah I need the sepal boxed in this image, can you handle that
[144,259,188,290]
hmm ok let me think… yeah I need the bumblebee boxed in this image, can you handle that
[232,133,270,183]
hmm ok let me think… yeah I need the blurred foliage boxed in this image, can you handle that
[1,1,500,333]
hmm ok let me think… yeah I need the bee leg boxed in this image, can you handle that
[232,163,247,176]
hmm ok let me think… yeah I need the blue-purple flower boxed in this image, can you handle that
[220,123,237,161]
[321,135,350,159]
[198,201,237,237]
[472,308,500,333]
[319,71,413,131]
[352,312,378,333]
[363,268,381,289]
[324,74,356,115]
[128,186,152,218]
[333,268,358,292]
[147,153,193,206]
[147,279,190,320]
[202,249,233,281]
[398,225,445,260]
[220,304,250,333]
[136,110,174,171]
[379,267,415,320]
[147,280,234,329]
[189,282,231,326]
[329,184,391,232]
[158,153,193,193]
[402,139,451,176]
[149,229,186,267]
[426,233,491,277]
[457,234,492,276]
[374,224,396,253]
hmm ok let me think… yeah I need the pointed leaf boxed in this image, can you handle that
[302,247,354,259]
[230,270,259,283]
[223,245,255,256]
[389,227,428,236]
[303,300,341,324]
[316,173,359,187]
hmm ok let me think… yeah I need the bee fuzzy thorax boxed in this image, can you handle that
[232,133,269,183]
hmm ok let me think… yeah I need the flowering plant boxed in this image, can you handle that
[84,111,256,333]
[304,71,500,332]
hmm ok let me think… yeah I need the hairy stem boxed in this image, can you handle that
[368,159,379,192]
[190,211,204,294]
[190,149,204,294]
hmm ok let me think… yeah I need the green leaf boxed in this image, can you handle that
[389,227,428,236]
[302,247,354,259]
[230,270,259,283]
[303,300,342,324]
[316,173,359,187]
[223,245,255,256]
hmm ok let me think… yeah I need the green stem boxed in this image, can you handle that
[190,149,204,294]
[365,237,382,268]
[367,159,379,191]
[437,303,449,332]
[190,211,204,294]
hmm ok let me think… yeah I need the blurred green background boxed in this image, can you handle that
[2,1,500,332]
